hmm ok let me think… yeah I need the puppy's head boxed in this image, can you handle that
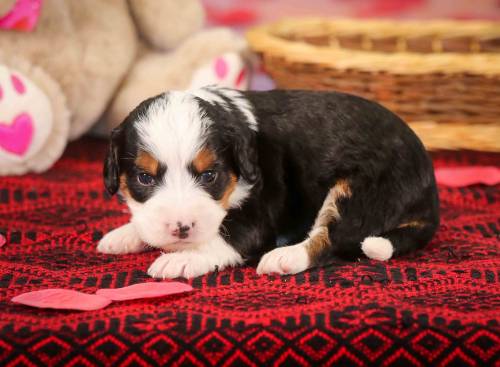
[104,89,259,249]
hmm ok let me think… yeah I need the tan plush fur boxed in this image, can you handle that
[129,0,205,51]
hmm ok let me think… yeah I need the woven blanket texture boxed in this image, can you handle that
[0,138,499,366]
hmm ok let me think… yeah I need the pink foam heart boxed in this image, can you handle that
[0,234,5,248]
[11,289,111,311]
[96,282,193,301]
[435,166,500,187]
[214,57,228,79]
[0,113,34,155]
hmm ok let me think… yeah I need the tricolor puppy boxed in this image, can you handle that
[98,87,439,279]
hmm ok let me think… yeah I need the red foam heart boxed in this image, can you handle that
[96,282,193,301]
[11,289,111,311]
[435,166,500,187]
[0,113,34,156]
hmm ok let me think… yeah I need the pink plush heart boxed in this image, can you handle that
[0,113,34,156]
[214,57,228,79]
[96,282,193,301]
[11,289,112,311]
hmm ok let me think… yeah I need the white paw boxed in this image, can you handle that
[256,243,310,275]
[361,236,394,261]
[147,252,214,279]
[97,223,144,254]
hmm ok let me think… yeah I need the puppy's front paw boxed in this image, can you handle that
[256,243,310,275]
[97,223,144,254]
[148,252,213,279]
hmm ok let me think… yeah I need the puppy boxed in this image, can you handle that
[97,86,439,279]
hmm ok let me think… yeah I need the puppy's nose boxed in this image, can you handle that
[171,222,193,239]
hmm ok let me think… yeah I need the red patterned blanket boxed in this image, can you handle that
[0,138,498,366]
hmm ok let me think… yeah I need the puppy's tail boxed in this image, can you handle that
[361,222,437,261]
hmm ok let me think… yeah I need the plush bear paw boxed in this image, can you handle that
[0,68,41,157]
[188,52,249,90]
[0,61,69,175]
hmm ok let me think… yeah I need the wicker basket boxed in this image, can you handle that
[247,19,500,152]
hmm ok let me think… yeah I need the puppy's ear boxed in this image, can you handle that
[103,127,123,195]
[231,128,260,185]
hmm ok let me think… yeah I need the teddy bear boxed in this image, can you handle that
[0,0,249,175]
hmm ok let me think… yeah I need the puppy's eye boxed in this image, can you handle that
[137,172,155,186]
[199,170,217,184]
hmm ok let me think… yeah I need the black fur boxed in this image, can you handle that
[103,127,122,195]
[210,90,439,261]
[105,89,440,265]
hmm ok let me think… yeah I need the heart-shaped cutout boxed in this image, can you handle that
[11,289,112,311]
[96,282,193,301]
[0,113,34,156]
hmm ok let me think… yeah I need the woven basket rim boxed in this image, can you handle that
[408,121,500,151]
[246,18,500,75]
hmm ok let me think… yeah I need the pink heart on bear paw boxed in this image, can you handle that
[214,57,229,79]
[0,113,34,156]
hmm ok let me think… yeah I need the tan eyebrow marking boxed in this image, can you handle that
[135,151,159,175]
[193,148,216,173]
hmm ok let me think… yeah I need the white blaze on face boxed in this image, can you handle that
[129,92,226,248]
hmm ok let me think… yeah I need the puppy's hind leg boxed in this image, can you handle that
[257,180,351,275]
